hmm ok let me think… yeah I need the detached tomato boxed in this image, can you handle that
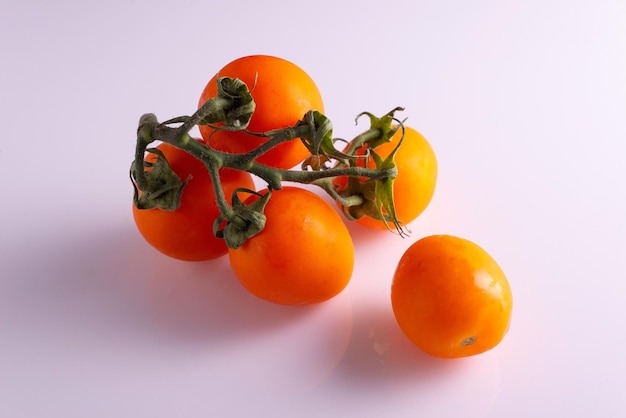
[133,142,255,261]
[335,125,437,229]
[391,235,513,358]
[228,186,354,305]
[198,55,324,169]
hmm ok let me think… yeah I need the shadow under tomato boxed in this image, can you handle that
[331,299,462,388]
[6,222,356,396]
[142,251,321,345]
[320,298,503,417]
[8,223,327,347]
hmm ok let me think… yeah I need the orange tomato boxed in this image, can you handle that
[198,55,324,169]
[228,186,354,305]
[335,125,437,229]
[132,142,255,261]
[391,235,512,358]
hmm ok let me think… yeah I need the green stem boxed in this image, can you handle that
[274,165,394,184]
[203,153,239,224]
[181,95,234,135]
[150,118,396,191]
[312,178,365,207]
[133,113,158,189]
[343,127,382,156]
[243,124,311,161]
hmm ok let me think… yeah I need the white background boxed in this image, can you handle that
[1,0,625,417]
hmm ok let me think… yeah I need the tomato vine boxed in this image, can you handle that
[130,76,408,249]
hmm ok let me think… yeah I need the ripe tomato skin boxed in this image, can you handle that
[228,186,354,305]
[391,235,512,358]
[198,55,324,169]
[335,126,437,229]
[132,142,255,261]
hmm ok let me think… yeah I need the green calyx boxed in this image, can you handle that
[198,77,256,130]
[214,188,272,250]
[333,107,408,235]
[130,148,189,210]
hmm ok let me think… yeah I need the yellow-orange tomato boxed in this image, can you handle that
[132,142,255,261]
[198,55,324,169]
[228,186,354,305]
[335,126,437,229]
[391,235,512,358]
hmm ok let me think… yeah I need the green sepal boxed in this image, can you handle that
[301,110,333,155]
[198,77,256,130]
[130,148,189,211]
[370,148,404,234]
[356,106,405,149]
[300,110,355,170]
[338,125,408,235]
[214,188,272,249]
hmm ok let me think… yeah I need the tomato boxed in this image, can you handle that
[391,235,512,358]
[334,126,437,230]
[228,186,354,305]
[198,55,324,169]
[133,142,255,261]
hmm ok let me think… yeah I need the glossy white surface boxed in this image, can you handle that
[1,1,625,417]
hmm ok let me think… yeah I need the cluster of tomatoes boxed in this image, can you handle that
[132,55,512,359]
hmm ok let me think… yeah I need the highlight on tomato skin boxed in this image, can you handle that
[227,186,355,306]
[198,55,325,169]
[391,234,513,359]
[132,141,255,262]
